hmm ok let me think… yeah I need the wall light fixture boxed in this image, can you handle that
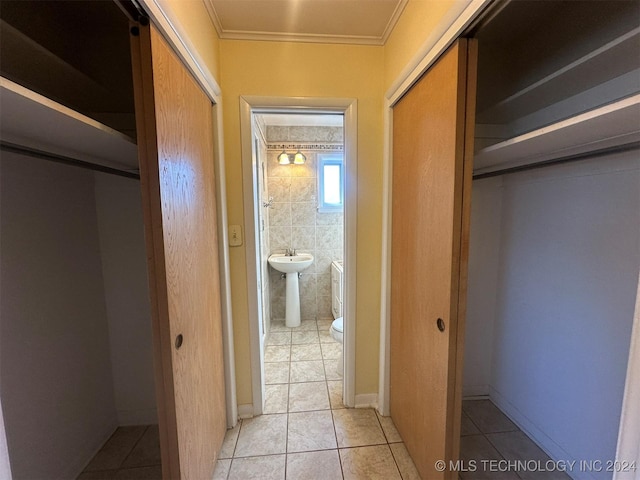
[277,150,306,165]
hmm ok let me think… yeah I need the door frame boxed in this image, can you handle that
[240,96,358,414]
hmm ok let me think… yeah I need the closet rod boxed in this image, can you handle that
[0,141,140,180]
[472,142,640,180]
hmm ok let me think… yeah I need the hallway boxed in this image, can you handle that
[214,317,420,479]
[76,319,571,479]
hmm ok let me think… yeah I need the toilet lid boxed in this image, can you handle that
[333,317,343,333]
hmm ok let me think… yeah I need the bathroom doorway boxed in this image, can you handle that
[240,96,357,416]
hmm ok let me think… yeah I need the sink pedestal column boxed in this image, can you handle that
[285,272,301,328]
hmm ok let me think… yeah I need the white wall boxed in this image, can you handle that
[463,176,503,396]
[466,151,639,480]
[0,153,117,479]
[94,173,157,425]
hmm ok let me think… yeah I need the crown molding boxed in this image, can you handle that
[202,0,408,46]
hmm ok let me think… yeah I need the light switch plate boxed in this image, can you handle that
[229,225,243,247]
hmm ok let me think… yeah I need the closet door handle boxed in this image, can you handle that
[436,318,445,332]
[175,334,184,349]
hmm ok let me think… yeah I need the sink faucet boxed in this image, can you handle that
[285,248,297,256]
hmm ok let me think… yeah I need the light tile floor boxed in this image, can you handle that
[461,399,571,480]
[80,320,565,480]
[77,425,161,479]
[215,317,420,479]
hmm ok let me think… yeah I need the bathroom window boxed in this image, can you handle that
[318,154,343,213]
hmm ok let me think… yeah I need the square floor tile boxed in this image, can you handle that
[122,425,161,468]
[228,454,286,480]
[290,360,326,382]
[486,431,571,480]
[220,422,241,459]
[264,345,291,362]
[213,459,231,480]
[113,466,162,480]
[332,409,386,448]
[376,411,402,443]
[83,426,146,471]
[293,320,319,331]
[327,380,345,410]
[292,330,320,344]
[287,410,337,452]
[266,332,292,346]
[324,359,343,380]
[462,400,517,434]
[234,414,287,457]
[461,411,481,436]
[286,450,342,480]
[270,320,289,332]
[291,344,322,361]
[460,434,519,480]
[265,362,290,384]
[289,382,330,412]
[264,384,289,414]
[340,445,401,480]
[319,329,336,344]
[390,443,420,480]
[77,471,117,480]
[320,343,342,360]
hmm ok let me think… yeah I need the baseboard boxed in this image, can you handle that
[354,393,378,409]
[117,408,158,426]
[463,384,490,397]
[463,394,490,401]
[238,404,254,419]
[489,387,595,480]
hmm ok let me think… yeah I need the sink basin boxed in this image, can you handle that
[268,253,314,274]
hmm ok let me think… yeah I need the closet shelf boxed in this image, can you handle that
[0,77,138,171]
[473,94,640,175]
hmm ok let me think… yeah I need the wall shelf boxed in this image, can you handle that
[473,94,640,175]
[0,77,138,172]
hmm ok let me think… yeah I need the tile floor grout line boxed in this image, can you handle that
[462,409,483,435]
[385,443,404,479]
[328,391,345,479]
[118,425,150,470]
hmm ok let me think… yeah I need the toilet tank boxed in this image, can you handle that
[331,261,343,319]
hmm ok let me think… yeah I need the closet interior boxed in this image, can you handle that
[464,0,639,473]
[1,1,157,478]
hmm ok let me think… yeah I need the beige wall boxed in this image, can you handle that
[162,0,221,80]
[160,0,468,407]
[383,0,462,91]
[220,40,385,404]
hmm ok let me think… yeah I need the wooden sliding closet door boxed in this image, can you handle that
[390,39,477,479]
[131,24,226,479]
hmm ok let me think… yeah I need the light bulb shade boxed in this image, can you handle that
[293,151,306,164]
[278,151,291,164]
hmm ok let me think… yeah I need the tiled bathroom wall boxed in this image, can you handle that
[265,126,344,321]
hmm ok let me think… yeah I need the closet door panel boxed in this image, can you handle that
[390,39,476,479]
[131,24,226,479]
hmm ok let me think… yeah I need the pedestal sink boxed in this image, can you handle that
[268,253,314,327]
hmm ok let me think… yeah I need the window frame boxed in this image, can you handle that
[317,153,344,213]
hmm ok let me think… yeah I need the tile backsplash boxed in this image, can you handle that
[265,126,344,321]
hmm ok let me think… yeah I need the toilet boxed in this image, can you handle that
[329,317,343,377]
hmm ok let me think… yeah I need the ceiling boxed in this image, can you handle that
[205,0,407,45]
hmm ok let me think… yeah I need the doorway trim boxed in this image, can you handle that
[240,95,358,414]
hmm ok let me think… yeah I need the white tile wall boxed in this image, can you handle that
[265,127,344,321]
